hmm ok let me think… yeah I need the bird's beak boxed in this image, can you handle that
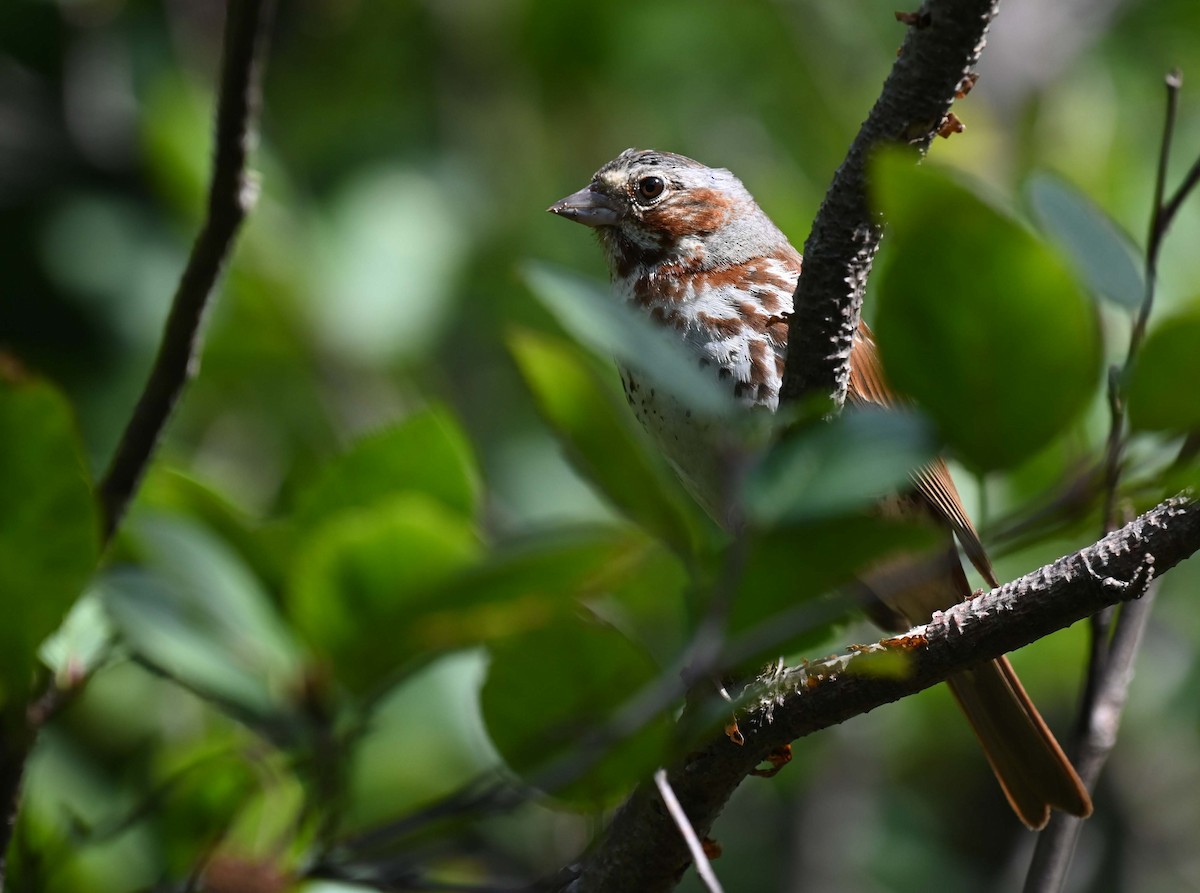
[547,186,623,227]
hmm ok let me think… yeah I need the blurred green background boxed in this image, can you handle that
[4,0,1200,890]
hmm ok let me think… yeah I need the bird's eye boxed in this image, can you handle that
[637,176,665,200]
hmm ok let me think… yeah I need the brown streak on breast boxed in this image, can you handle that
[696,312,743,339]
[754,288,786,315]
[748,338,774,398]
[739,305,792,339]
[610,234,667,280]
[697,261,794,304]
[766,316,790,346]
[633,266,688,306]
[738,303,766,333]
[649,306,684,330]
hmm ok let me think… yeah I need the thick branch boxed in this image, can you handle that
[779,0,1000,408]
[564,496,1200,893]
[96,0,275,543]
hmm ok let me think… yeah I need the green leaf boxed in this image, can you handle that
[745,406,938,525]
[289,494,482,693]
[347,652,493,831]
[509,329,705,556]
[405,527,662,652]
[294,405,481,531]
[1128,307,1200,432]
[872,151,1102,472]
[1026,173,1144,310]
[102,515,303,722]
[522,261,737,418]
[480,613,670,808]
[139,466,286,591]
[0,371,99,721]
[730,515,939,659]
[149,740,259,878]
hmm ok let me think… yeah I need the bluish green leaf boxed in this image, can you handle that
[872,151,1102,472]
[0,372,99,721]
[522,261,737,418]
[1026,173,1144,310]
[102,515,303,720]
[745,406,938,525]
[347,652,493,830]
[509,329,706,555]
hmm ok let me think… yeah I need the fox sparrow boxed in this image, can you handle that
[548,148,1091,829]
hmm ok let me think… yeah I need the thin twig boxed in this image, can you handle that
[97,0,275,543]
[1131,69,1183,363]
[657,768,720,893]
[654,770,725,893]
[1024,69,1198,893]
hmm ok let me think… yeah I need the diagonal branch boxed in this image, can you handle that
[780,0,1000,408]
[96,0,276,544]
[561,496,1200,893]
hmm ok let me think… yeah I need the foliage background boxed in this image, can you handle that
[3,0,1200,890]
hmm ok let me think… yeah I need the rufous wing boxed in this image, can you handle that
[848,321,1091,827]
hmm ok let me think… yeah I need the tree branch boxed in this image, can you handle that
[561,496,1200,893]
[779,0,1000,408]
[96,0,275,544]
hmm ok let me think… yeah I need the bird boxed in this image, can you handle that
[547,147,1092,829]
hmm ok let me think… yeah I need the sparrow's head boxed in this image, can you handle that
[548,148,788,275]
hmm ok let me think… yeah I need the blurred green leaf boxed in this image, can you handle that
[139,466,286,590]
[731,515,939,658]
[745,407,938,525]
[509,329,705,556]
[873,151,1102,472]
[310,167,469,363]
[1128,307,1200,432]
[140,74,211,220]
[480,613,670,808]
[0,371,99,723]
[522,261,737,418]
[13,727,159,892]
[149,741,259,878]
[346,652,493,831]
[1026,173,1144,310]
[294,405,481,531]
[407,528,662,651]
[102,516,304,722]
[289,494,482,693]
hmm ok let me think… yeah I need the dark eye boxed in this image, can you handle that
[637,176,665,200]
